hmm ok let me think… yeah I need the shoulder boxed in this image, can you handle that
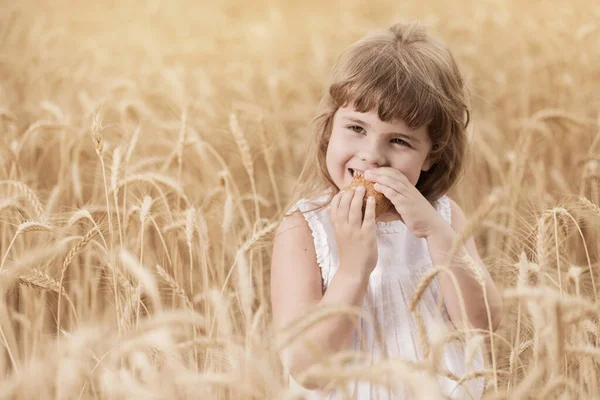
[271,212,324,329]
[276,211,311,237]
[273,211,321,267]
[272,210,321,272]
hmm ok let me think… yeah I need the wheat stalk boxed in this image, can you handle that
[219,221,277,307]
[122,124,141,232]
[57,227,98,336]
[177,109,188,213]
[578,196,600,220]
[117,172,190,213]
[190,137,251,231]
[257,114,281,215]
[556,207,597,303]
[186,208,195,284]
[120,284,142,331]
[71,161,83,205]
[229,112,259,222]
[111,146,124,247]
[0,222,54,272]
[89,112,120,330]
[119,249,162,314]
[135,196,153,327]
[0,198,18,214]
[45,184,62,215]
[0,181,45,222]
[155,263,193,309]
[19,268,78,326]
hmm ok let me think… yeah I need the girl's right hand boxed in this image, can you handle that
[329,187,378,278]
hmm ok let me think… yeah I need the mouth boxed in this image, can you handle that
[348,168,364,178]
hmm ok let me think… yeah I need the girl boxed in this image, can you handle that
[270,22,503,399]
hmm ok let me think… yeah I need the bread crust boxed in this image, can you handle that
[343,175,392,218]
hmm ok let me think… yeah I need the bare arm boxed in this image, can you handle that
[270,212,369,390]
[426,198,503,332]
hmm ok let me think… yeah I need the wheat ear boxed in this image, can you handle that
[19,268,78,326]
[155,264,193,309]
[257,114,282,214]
[90,111,120,329]
[0,180,45,221]
[0,222,53,271]
[57,227,98,336]
[229,112,259,222]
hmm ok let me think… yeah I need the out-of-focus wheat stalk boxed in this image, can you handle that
[229,113,259,222]
[122,124,141,232]
[0,181,46,222]
[257,114,282,215]
[177,109,188,214]
[0,222,53,271]
[57,227,98,337]
[89,112,122,331]
[1,0,599,398]
[111,146,124,247]
[138,196,153,327]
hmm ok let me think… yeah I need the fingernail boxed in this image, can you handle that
[356,186,364,192]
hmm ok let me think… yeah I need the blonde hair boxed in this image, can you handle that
[285,21,470,217]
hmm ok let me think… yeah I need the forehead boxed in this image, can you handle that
[336,105,423,134]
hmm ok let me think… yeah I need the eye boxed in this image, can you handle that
[347,125,366,134]
[391,138,411,148]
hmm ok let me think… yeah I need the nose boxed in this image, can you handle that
[358,140,385,168]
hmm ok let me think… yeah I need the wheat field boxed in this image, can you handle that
[0,0,599,398]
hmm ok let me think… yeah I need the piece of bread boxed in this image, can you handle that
[343,174,392,218]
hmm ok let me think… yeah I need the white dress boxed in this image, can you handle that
[286,190,485,399]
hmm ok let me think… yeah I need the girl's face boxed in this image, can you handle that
[326,105,434,190]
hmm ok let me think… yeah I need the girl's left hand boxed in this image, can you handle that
[364,168,449,239]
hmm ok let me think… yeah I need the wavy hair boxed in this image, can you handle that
[285,21,470,217]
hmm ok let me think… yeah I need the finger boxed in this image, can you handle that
[338,188,355,222]
[348,186,365,225]
[329,190,342,221]
[362,196,376,230]
[366,169,411,191]
[375,182,408,206]
[368,167,409,182]
[367,172,409,192]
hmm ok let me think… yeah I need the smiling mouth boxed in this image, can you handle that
[348,168,364,177]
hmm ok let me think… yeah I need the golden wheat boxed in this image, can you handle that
[1,0,599,398]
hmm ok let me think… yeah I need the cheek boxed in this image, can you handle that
[325,140,342,177]
[327,134,349,161]
[392,163,421,186]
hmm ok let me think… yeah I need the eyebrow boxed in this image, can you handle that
[345,116,421,144]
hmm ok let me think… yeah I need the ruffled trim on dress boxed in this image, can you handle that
[291,193,332,293]
[436,195,452,225]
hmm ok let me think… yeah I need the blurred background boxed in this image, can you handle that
[1,0,600,398]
